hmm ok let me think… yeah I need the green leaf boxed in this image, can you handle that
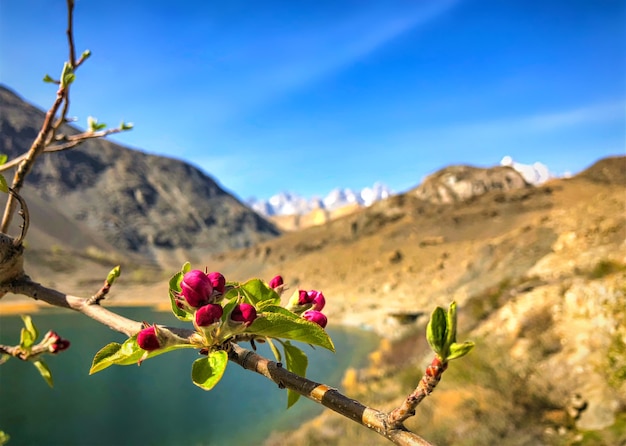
[283,341,308,408]
[259,305,301,320]
[0,429,10,445]
[426,307,447,357]
[447,341,475,360]
[445,301,458,348]
[119,121,134,131]
[20,315,38,349]
[266,338,282,362]
[42,74,56,83]
[89,339,140,374]
[239,279,280,307]
[33,360,53,388]
[222,286,241,303]
[168,271,194,321]
[0,175,8,194]
[191,350,228,391]
[64,73,76,85]
[81,49,92,60]
[89,335,195,374]
[0,154,7,165]
[247,313,335,352]
[87,116,106,132]
[181,262,191,274]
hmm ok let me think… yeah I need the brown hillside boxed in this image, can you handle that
[254,156,626,445]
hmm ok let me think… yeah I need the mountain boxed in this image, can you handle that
[248,182,393,216]
[0,85,280,272]
[207,156,625,445]
[411,164,529,204]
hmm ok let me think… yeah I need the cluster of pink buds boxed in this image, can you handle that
[42,330,71,353]
[302,290,327,328]
[284,286,329,328]
[138,269,259,353]
[178,269,226,310]
[136,270,329,355]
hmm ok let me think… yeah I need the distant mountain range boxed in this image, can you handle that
[248,158,552,217]
[247,182,393,217]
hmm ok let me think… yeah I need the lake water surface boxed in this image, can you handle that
[0,307,378,446]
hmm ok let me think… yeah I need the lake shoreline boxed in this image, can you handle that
[0,292,416,340]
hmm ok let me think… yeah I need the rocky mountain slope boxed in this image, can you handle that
[0,85,280,273]
[205,156,625,445]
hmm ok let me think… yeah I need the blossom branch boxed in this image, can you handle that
[1,270,434,445]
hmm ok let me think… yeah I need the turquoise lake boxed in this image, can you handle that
[0,307,378,445]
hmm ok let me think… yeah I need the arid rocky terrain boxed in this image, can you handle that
[260,157,626,445]
[0,85,624,445]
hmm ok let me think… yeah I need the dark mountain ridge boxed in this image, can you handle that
[0,85,280,265]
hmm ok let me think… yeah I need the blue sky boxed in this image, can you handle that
[1,0,624,201]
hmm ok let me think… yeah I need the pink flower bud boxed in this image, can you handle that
[298,290,314,305]
[195,303,224,327]
[230,303,257,326]
[310,291,325,311]
[45,331,71,353]
[269,275,284,289]
[137,326,161,351]
[181,270,213,308]
[303,310,327,328]
[207,272,226,294]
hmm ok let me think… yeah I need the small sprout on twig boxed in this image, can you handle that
[80,49,91,61]
[87,116,107,132]
[106,265,121,286]
[42,74,59,84]
[426,301,474,362]
[119,121,134,131]
[87,265,121,305]
[0,316,70,388]
[60,62,75,88]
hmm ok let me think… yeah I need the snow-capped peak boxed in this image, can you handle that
[500,156,552,185]
[248,183,394,217]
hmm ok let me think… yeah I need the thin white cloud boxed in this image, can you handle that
[447,100,626,139]
[257,0,461,92]
[187,0,461,126]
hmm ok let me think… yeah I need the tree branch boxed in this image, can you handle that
[1,274,433,445]
[0,128,125,174]
[229,343,433,446]
[0,85,66,232]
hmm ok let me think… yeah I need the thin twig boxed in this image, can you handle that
[229,343,433,446]
[387,357,448,428]
[0,86,65,232]
[86,279,112,306]
[66,0,76,67]
[6,188,30,245]
[0,128,124,174]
